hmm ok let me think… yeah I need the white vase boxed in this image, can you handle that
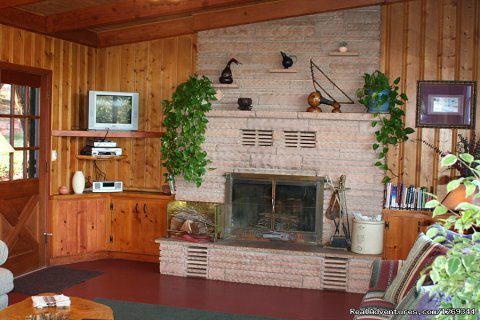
[72,171,85,194]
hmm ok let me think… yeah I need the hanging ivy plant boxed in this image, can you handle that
[160,75,217,187]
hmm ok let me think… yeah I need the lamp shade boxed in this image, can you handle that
[0,132,14,153]
[441,184,478,210]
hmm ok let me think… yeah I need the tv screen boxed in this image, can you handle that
[88,90,139,131]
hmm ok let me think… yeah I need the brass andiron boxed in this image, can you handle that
[219,58,241,84]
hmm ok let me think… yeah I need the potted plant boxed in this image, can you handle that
[356,70,414,183]
[338,41,348,52]
[418,152,480,318]
[160,75,217,188]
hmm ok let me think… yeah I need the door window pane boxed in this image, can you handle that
[0,153,9,181]
[28,119,39,148]
[13,86,26,115]
[14,118,25,148]
[28,88,40,116]
[0,82,40,181]
[27,149,38,179]
[0,84,11,115]
[12,150,24,180]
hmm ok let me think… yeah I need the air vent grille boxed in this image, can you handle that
[186,245,208,278]
[284,131,316,148]
[241,129,273,146]
[322,256,348,291]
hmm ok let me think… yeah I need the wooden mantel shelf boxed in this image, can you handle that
[52,130,163,138]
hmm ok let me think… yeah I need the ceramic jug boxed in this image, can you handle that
[280,51,297,69]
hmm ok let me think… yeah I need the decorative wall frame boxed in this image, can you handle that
[416,80,477,129]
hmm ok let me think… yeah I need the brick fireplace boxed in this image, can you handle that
[174,111,383,244]
[157,6,383,293]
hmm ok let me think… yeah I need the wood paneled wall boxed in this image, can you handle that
[2,0,479,198]
[89,36,196,191]
[382,0,480,198]
[0,24,196,194]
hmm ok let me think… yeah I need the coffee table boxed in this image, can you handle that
[0,293,114,320]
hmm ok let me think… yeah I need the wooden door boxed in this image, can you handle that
[383,209,431,260]
[0,63,51,275]
[134,199,167,255]
[50,197,108,259]
[110,198,134,252]
[110,195,169,255]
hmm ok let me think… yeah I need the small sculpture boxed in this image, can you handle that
[280,51,297,69]
[219,58,241,84]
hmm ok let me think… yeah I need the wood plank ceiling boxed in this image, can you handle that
[0,0,404,48]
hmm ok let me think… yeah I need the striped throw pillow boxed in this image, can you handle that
[383,233,448,305]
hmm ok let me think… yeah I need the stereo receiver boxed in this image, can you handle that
[92,180,123,193]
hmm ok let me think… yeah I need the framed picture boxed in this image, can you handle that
[416,80,477,129]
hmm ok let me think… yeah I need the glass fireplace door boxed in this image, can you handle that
[224,173,324,244]
[230,177,272,231]
[274,181,317,233]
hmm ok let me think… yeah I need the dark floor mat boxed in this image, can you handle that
[14,266,103,295]
[95,298,286,320]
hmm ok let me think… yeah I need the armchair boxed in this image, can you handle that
[0,240,14,309]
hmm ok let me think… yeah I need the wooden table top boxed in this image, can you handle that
[0,293,114,320]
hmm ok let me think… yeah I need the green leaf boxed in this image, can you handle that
[446,179,461,193]
[441,154,458,167]
[425,199,441,208]
[426,227,439,239]
[459,153,474,164]
[462,255,475,272]
[432,205,448,216]
[416,274,427,292]
[445,257,461,276]
[432,236,447,244]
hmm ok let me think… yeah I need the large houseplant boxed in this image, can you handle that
[356,70,414,183]
[419,153,480,319]
[160,75,217,188]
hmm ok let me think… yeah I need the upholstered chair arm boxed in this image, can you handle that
[0,241,8,266]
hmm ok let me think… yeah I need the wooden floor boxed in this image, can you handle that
[9,259,363,320]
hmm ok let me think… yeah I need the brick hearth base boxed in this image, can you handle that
[156,238,379,293]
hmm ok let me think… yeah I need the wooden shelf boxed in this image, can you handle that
[52,130,163,138]
[213,83,239,88]
[268,69,298,73]
[76,155,127,161]
[328,51,359,56]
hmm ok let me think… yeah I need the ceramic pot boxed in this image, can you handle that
[72,171,85,194]
[338,46,348,53]
[58,185,69,195]
[367,89,391,113]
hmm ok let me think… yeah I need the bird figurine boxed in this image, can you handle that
[219,58,241,84]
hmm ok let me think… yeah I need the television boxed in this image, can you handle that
[88,90,139,131]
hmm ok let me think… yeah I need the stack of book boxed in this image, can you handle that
[31,294,71,308]
[384,183,433,210]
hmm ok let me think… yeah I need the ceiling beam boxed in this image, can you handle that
[0,7,45,33]
[46,0,267,33]
[0,0,43,9]
[97,0,405,47]
[97,16,193,47]
[192,0,387,32]
[52,30,99,48]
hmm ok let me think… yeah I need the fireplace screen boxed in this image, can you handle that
[224,173,324,244]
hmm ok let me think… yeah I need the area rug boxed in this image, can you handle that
[14,266,103,295]
[95,298,285,320]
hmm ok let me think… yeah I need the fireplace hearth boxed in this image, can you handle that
[224,173,324,245]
